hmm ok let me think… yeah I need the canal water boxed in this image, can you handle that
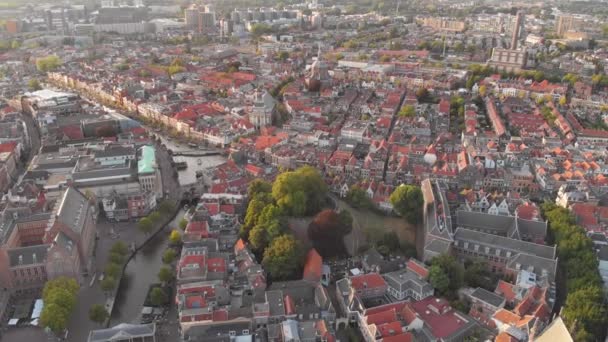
[110,146,226,324]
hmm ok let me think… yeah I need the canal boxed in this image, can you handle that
[110,141,226,324]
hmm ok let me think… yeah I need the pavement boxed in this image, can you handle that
[65,138,182,342]
[65,219,149,342]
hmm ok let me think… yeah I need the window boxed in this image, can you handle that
[229,331,236,336]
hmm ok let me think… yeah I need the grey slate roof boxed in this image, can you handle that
[384,268,433,296]
[8,244,49,267]
[88,323,156,342]
[456,210,547,241]
[470,287,505,308]
[56,187,90,234]
[453,228,556,260]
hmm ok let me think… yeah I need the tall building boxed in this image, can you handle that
[249,91,275,129]
[489,10,527,73]
[199,12,215,32]
[555,15,584,37]
[184,5,201,29]
[511,11,523,50]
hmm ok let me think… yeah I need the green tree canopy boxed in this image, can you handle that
[398,104,416,118]
[138,217,154,234]
[109,251,125,265]
[36,55,62,72]
[162,248,177,264]
[562,286,607,341]
[158,266,174,284]
[40,302,69,333]
[28,78,41,91]
[262,234,304,281]
[429,264,450,294]
[110,241,128,256]
[389,184,423,224]
[159,200,175,215]
[346,186,372,209]
[89,304,109,325]
[105,263,122,278]
[179,218,188,230]
[430,254,464,297]
[101,276,117,292]
[248,179,272,198]
[150,287,169,306]
[43,277,79,299]
[40,277,79,333]
[272,166,327,216]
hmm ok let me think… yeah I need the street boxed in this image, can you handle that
[65,136,182,342]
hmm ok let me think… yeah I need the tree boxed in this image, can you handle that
[559,96,568,106]
[138,217,154,234]
[89,304,109,325]
[36,55,62,72]
[478,85,487,97]
[40,303,69,333]
[308,210,351,258]
[101,276,117,292]
[28,78,42,91]
[109,252,125,265]
[110,241,128,256]
[346,186,372,209]
[158,266,174,284]
[398,104,416,118]
[464,260,495,290]
[43,277,79,299]
[390,184,424,224]
[158,200,175,215]
[46,287,76,313]
[415,87,429,101]
[248,179,272,198]
[430,254,464,296]
[179,218,188,230]
[272,166,327,216]
[262,234,304,281]
[169,229,182,245]
[562,286,607,340]
[429,265,450,294]
[105,263,121,278]
[149,212,162,224]
[380,55,391,63]
[150,287,169,307]
[277,51,289,61]
[162,248,177,264]
[249,224,269,252]
[250,23,272,36]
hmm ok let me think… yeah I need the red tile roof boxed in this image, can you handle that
[377,321,403,338]
[409,297,468,339]
[407,259,429,279]
[495,280,516,303]
[302,248,323,282]
[350,273,387,291]
[0,142,17,153]
[366,308,397,325]
[382,333,413,342]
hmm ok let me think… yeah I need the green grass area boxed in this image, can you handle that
[334,197,416,248]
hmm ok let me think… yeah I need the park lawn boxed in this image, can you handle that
[334,197,416,255]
